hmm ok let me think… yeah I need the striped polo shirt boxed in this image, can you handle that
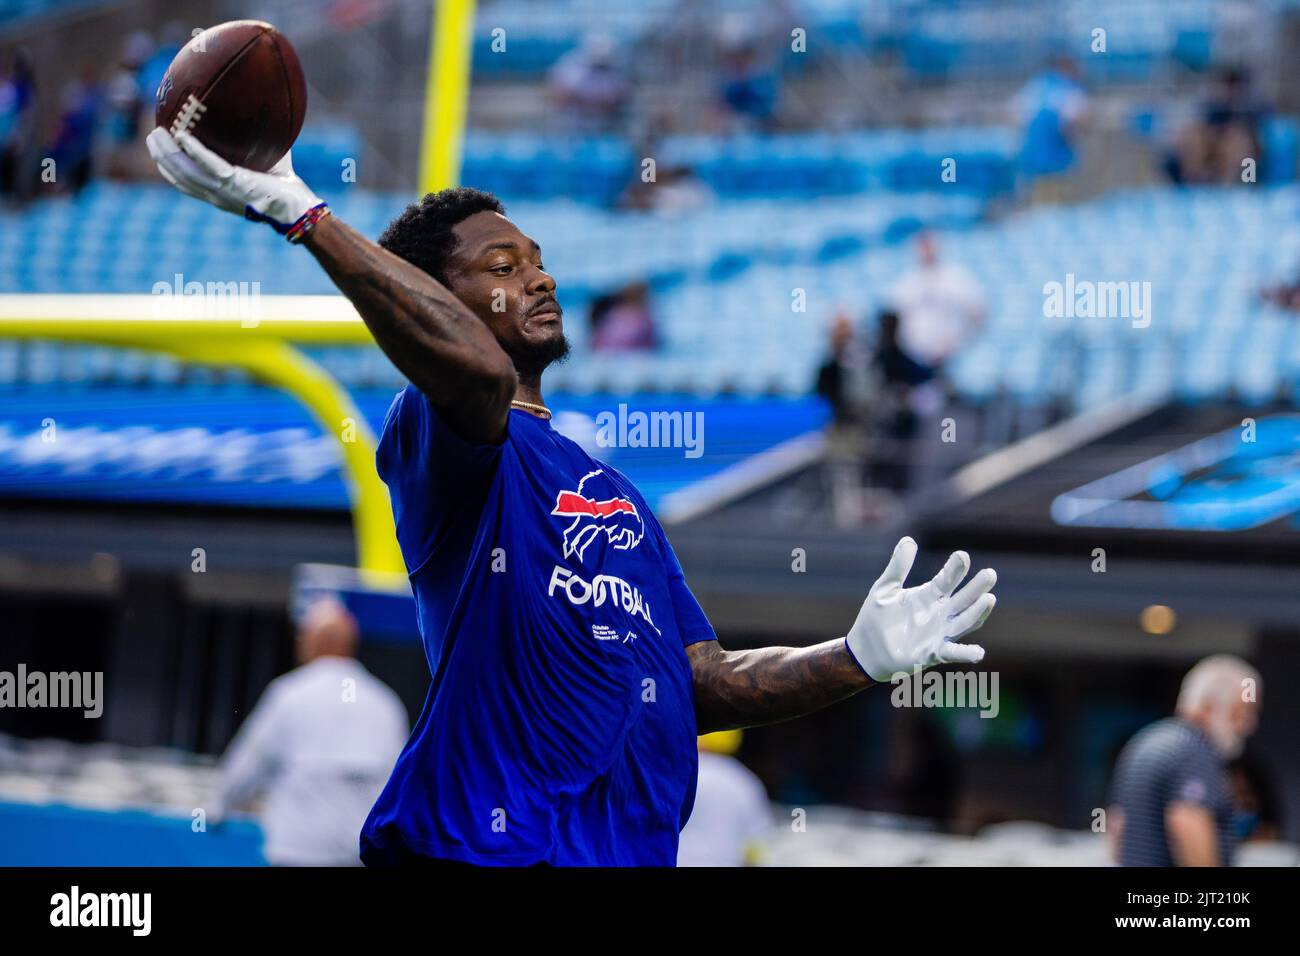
[1110,717,1236,867]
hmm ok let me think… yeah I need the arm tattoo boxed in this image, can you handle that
[686,639,874,734]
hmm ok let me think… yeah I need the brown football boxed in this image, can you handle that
[154,20,307,172]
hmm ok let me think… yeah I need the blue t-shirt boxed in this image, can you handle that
[360,386,717,866]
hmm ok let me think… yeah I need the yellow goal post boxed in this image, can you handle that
[0,293,406,578]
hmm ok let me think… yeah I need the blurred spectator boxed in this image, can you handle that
[1256,264,1300,343]
[101,32,153,181]
[815,313,872,424]
[1108,655,1262,867]
[1254,254,1300,346]
[547,34,630,133]
[618,162,713,212]
[677,731,773,866]
[874,309,935,392]
[869,309,931,493]
[1260,276,1300,312]
[214,598,408,866]
[1166,67,1265,186]
[46,63,101,195]
[1012,55,1088,203]
[0,48,35,202]
[590,280,658,352]
[886,231,985,375]
[655,164,713,212]
[1227,755,1282,844]
[715,31,779,133]
[815,313,871,525]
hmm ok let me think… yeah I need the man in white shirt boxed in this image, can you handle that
[677,731,774,867]
[886,231,986,373]
[214,598,409,866]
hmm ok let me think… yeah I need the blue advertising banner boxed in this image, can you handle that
[0,385,827,512]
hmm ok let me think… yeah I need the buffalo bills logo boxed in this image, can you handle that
[156,70,173,108]
[551,469,644,561]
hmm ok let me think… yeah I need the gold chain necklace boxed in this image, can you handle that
[510,399,552,419]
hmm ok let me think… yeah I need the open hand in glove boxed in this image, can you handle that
[845,536,996,683]
[145,127,329,242]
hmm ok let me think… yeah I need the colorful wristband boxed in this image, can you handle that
[285,203,331,244]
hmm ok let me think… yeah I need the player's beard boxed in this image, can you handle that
[506,329,571,378]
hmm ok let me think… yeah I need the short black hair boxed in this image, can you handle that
[377,187,506,286]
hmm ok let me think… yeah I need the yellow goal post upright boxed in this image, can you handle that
[0,293,406,580]
[419,0,479,196]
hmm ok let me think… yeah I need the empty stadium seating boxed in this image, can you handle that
[466,0,1258,79]
[462,130,1016,203]
[2,128,1298,410]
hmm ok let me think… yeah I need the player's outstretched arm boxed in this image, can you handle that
[145,128,515,444]
[688,537,996,733]
[688,638,874,734]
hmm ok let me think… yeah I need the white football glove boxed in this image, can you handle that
[145,127,329,242]
[845,536,996,683]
